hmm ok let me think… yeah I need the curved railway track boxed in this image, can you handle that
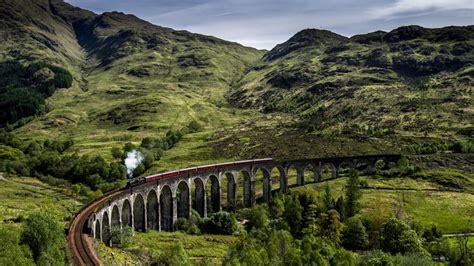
[68,189,124,265]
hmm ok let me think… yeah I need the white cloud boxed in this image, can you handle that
[370,0,474,19]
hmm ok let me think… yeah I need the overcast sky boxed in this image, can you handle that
[66,0,474,49]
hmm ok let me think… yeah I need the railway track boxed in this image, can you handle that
[67,189,124,265]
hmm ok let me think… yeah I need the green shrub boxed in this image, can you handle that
[20,211,65,264]
[342,217,369,251]
[380,218,425,255]
[154,242,190,266]
[0,228,34,266]
[392,253,434,266]
[110,225,133,247]
[201,212,239,235]
[358,250,393,266]
[242,204,270,231]
[0,144,24,160]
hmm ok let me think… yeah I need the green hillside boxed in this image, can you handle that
[229,26,474,143]
[1,0,264,163]
[0,0,473,265]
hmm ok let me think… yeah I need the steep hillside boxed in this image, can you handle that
[0,0,264,161]
[230,26,474,141]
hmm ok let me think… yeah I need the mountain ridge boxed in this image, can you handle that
[0,0,472,163]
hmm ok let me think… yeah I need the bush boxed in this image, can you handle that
[380,218,425,255]
[392,253,434,266]
[242,205,270,231]
[20,211,65,264]
[319,210,342,245]
[154,242,190,266]
[0,228,34,266]
[0,144,23,160]
[201,212,239,235]
[110,225,133,247]
[358,250,393,266]
[342,217,369,251]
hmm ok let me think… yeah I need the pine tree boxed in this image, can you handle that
[323,183,334,211]
[344,170,361,218]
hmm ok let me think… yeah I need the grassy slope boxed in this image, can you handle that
[0,175,81,259]
[2,1,265,169]
[230,26,474,142]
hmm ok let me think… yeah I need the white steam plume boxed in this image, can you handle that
[124,150,144,178]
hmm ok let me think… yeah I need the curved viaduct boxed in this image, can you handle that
[68,154,400,264]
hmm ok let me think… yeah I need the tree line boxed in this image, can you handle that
[157,170,473,265]
[0,61,73,125]
[0,120,203,198]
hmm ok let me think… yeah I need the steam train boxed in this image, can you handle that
[126,158,274,188]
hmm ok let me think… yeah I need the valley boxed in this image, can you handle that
[0,0,472,265]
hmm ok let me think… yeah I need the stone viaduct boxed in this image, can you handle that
[87,154,400,244]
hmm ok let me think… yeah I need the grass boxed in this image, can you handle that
[0,174,82,263]
[96,231,238,265]
[0,175,81,227]
[292,172,474,234]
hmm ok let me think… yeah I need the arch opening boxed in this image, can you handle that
[111,205,120,228]
[102,212,110,245]
[320,163,336,181]
[95,220,101,240]
[193,178,205,217]
[303,164,317,184]
[160,186,173,231]
[133,194,146,232]
[221,173,236,211]
[338,161,354,177]
[241,170,253,208]
[177,181,190,219]
[111,206,121,245]
[147,190,159,231]
[206,175,221,214]
[270,167,283,193]
[121,199,132,228]
[287,165,298,187]
[257,168,271,202]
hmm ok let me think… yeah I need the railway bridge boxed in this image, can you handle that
[85,154,400,245]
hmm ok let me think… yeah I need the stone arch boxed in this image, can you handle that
[111,206,121,245]
[303,163,317,183]
[121,199,132,228]
[206,175,221,213]
[319,163,337,181]
[221,172,236,210]
[95,220,101,240]
[286,165,299,187]
[160,185,173,231]
[147,190,159,231]
[374,158,387,172]
[241,170,253,208]
[338,161,355,177]
[193,178,206,217]
[133,194,146,232]
[111,205,120,228]
[256,168,272,202]
[177,181,190,219]
[271,166,286,193]
[102,212,110,245]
